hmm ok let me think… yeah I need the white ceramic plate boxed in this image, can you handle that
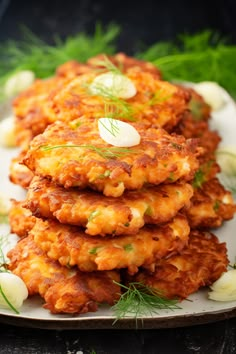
[0,87,236,329]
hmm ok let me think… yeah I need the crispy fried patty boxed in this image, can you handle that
[13,56,189,147]
[23,119,200,197]
[7,235,120,314]
[25,176,193,236]
[30,214,190,274]
[187,177,236,229]
[9,200,36,238]
[131,230,228,300]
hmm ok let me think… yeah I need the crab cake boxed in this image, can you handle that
[13,76,68,147]
[131,230,228,300]
[43,68,190,132]
[9,200,36,238]
[187,177,236,229]
[9,151,34,189]
[23,119,200,197]
[7,235,120,314]
[173,110,221,158]
[25,176,193,236]
[31,214,190,275]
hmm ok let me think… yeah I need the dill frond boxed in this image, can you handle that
[99,118,120,137]
[89,54,123,74]
[0,23,120,100]
[138,30,236,98]
[40,144,136,159]
[112,281,181,324]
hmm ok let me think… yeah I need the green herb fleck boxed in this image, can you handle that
[192,168,205,189]
[88,247,100,255]
[144,205,153,216]
[123,222,130,227]
[88,210,101,222]
[123,244,133,252]
[168,172,175,181]
[213,200,220,212]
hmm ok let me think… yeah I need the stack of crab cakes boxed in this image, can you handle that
[7,54,234,314]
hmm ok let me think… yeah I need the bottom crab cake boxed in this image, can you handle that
[131,230,228,300]
[25,176,193,236]
[30,214,190,275]
[7,235,121,314]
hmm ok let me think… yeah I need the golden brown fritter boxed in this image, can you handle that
[13,76,68,147]
[56,60,93,79]
[13,53,186,148]
[8,200,36,238]
[31,214,190,275]
[25,176,193,236]
[43,68,190,132]
[187,177,236,229]
[132,230,228,300]
[173,110,221,158]
[9,151,34,189]
[23,119,200,197]
[7,235,120,314]
[184,87,211,122]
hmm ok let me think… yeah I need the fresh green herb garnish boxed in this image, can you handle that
[88,247,100,255]
[99,118,120,137]
[0,24,120,100]
[40,144,136,159]
[90,54,123,75]
[192,168,205,189]
[144,205,153,216]
[88,210,101,222]
[213,200,220,212]
[123,244,133,252]
[138,30,236,98]
[112,281,181,324]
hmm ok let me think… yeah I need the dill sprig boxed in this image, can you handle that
[88,79,136,121]
[40,144,136,159]
[89,54,123,74]
[138,30,236,98]
[0,23,120,100]
[99,118,120,137]
[112,281,181,324]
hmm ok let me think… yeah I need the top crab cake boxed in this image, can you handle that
[43,67,190,132]
[13,57,190,148]
[23,118,200,197]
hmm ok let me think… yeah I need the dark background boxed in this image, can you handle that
[0,1,236,353]
[0,0,236,52]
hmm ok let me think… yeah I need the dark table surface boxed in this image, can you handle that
[0,317,236,354]
[1,1,236,353]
